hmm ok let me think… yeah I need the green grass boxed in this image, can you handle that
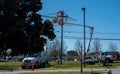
[0,62,21,70]
[0,61,120,71]
[44,61,114,70]
[50,61,81,68]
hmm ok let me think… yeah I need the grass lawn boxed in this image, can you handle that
[0,62,21,70]
[42,61,120,70]
[0,61,120,71]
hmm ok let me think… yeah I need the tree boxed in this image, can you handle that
[67,50,78,61]
[47,39,67,62]
[0,0,56,55]
[92,38,101,53]
[67,50,78,56]
[108,42,117,52]
[48,39,60,61]
[74,39,82,57]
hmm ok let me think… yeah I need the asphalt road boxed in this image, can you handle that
[0,69,106,74]
[110,66,120,74]
[0,67,120,74]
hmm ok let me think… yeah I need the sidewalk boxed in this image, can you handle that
[0,68,107,74]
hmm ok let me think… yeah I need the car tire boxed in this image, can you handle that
[22,66,25,69]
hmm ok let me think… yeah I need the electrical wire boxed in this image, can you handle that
[55,30,120,35]
[55,36,120,41]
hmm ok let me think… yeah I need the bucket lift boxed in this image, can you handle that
[41,11,94,54]
[64,22,94,54]
[41,11,76,24]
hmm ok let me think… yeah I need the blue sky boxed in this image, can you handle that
[40,0,120,52]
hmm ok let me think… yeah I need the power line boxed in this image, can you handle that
[55,30,120,35]
[56,36,120,41]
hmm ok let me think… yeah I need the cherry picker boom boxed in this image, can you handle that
[41,12,94,55]
[64,22,94,54]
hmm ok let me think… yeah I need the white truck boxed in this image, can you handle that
[99,52,114,63]
[21,53,50,69]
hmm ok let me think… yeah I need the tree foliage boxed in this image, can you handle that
[0,0,56,55]
[67,50,78,56]
[67,50,78,61]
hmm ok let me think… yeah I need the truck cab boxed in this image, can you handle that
[100,52,114,63]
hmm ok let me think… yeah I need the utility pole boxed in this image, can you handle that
[82,7,86,67]
[60,11,64,65]
[57,11,75,65]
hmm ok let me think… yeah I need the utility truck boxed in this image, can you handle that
[21,52,50,69]
[84,51,114,65]
[100,52,114,63]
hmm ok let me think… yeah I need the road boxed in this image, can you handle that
[0,69,106,74]
[0,67,120,74]
[110,66,120,74]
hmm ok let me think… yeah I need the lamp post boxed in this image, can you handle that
[82,7,86,67]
